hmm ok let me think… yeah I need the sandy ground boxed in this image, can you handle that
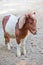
[0,0,43,65]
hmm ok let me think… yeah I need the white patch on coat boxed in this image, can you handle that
[5,14,19,37]
[19,16,25,29]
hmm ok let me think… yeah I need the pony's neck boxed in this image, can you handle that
[20,22,28,31]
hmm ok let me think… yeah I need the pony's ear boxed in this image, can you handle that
[32,12,36,18]
[25,13,31,19]
[19,16,25,29]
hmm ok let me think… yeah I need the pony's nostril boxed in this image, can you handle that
[34,32,37,35]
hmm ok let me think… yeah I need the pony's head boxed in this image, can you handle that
[25,12,37,35]
[19,12,37,35]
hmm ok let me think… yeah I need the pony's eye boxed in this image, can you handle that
[30,22,33,24]
[30,22,33,25]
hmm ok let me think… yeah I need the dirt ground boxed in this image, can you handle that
[0,0,43,65]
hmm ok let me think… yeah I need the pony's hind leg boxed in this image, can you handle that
[4,32,11,50]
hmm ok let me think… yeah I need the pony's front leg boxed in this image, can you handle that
[6,42,13,50]
[21,39,26,55]
[21,32,29,55]
[17,43,21,57]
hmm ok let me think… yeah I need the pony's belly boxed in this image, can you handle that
[5,28,16,38]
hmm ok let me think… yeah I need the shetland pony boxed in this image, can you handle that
[2,12,37,56]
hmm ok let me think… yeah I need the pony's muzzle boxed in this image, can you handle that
[34,32,37,35]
